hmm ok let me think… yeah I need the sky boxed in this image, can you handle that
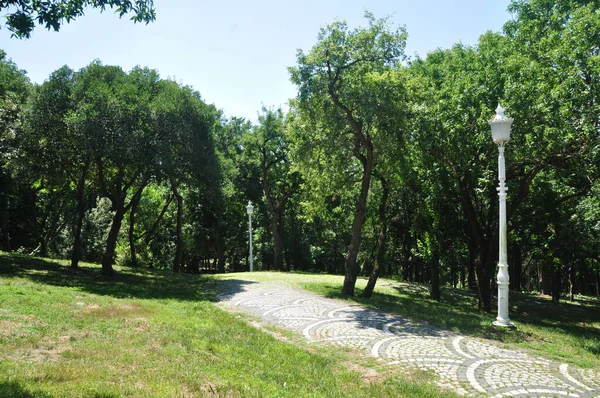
[0,0,513,122]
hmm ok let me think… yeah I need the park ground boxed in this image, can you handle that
[1,252,599,397]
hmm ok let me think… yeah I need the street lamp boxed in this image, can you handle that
[488,103,515,328]
[246,201,254,272]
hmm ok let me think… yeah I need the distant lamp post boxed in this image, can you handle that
[488,103,515,328]
[246,201,254,272]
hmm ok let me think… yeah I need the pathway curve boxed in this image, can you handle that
[216,279,600,397]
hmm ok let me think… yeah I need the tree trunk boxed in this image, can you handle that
[272,213,284,271]
[216,225,225,273]
[170,176,183,274]
[474,238,493,312]
[342,138,374,296]
[568,261,574,302]
[510,244,522,291]
[101,198,125,276]
[261,162,287,271]
[128,194,140,267]
[0,167,10,251]
[190,256,200,274]
[0,211,9,251]
[70,163,89,269]
[430,243,441,301]
[541,263,553,295]
[459,180,494,312]
[363,174,389,299]
[552,266,561,303]
[467,229,477,290]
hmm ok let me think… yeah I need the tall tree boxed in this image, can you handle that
[0,50,30,251]
[71,62,160,276]
[245,108,299,271]
[24,66,97,267]
[290,12,407,296]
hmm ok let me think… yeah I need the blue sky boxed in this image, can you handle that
[1,0,512,122]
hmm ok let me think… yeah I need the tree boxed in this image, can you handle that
[290,12,407,296]
[245,108,299,271]
[213,116,258,271]
[153,80,221,272]
[1,0,156,39]
[70,62,160,276]
[0,50,30,251]
[23,65,98,267]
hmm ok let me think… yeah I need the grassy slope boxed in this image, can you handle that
[234,272,600,369]
[0,253,453,398]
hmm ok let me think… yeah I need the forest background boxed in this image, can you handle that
[1,0,599,313]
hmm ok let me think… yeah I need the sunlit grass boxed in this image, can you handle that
[221,271,600,369]
[0,253,454,397]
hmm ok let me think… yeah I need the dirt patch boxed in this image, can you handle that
[249,321,292,343]
[17,344,69,362]
[0,319,27,336]
[201,381,219,396]
[81,303,149,319]
[0,313,43,336]
[343,361,385,384]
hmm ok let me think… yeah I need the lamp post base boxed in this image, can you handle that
[493,319,516,328]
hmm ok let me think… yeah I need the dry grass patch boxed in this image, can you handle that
[343,361,385,384]
[79,302,151,319]
[0,313,42,337]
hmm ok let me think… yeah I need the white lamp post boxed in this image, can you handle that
[488,103,515,328]
[246,201,254,272]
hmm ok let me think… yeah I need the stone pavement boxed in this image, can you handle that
[217,279,600,397]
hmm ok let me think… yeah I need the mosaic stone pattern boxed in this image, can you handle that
[217,280,600,397]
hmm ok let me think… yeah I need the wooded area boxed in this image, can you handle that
[1,0,599,312]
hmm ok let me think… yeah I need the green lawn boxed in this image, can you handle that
[234,272,600,369]
[0,253,453,398]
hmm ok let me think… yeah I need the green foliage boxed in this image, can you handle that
[0,50,29,154]
[81,197,114,262]
[2,0,156,39]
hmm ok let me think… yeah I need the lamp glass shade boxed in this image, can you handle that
[488,103,513,145]
[246,201,254,215]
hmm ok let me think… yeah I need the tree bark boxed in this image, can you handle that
[101,197,125,276]
[261,164,288,271]
[460,180,494,312]
[99,165,149,276]
[363,174,389,298]
[271,213,284,271]
[430,243,441,301]
[541,263,553,295]
[216,225,225,273]
[342,137,374,296]
[128,193,140,267]
[70,162,90,269]
[552,266,561,303]
[568,262,574,302]
[466,237,477,290]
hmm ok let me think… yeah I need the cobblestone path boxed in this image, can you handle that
[217,279,600,397]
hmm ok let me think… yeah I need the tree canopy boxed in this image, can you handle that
[1,0,155,38]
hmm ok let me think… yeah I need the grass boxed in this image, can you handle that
[231,272,600,369]
[0,252,454,398]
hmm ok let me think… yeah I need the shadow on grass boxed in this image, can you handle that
[0,380,52,398]
[308,281,600,351]
[0,252,255,303]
